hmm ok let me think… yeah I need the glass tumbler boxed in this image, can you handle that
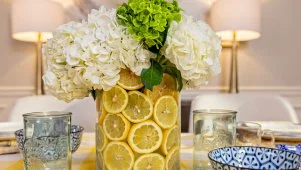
[193,109,237,170]
[236,122,275,147]
[23,112,72,170]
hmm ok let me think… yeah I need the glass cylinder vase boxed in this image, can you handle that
[96,70,181,170]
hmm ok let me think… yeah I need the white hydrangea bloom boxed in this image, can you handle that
[119,37,156,75]
[43,22,90,102]
[44,70,90,102]
[43,6,154,101]
[72,6,153,89]
[162,15,221,88]
[89,7,155,76]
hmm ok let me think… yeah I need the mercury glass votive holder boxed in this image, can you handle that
[193,109,237,170]
[23,112,72,170]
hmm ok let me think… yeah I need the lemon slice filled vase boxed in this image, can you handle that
[95,71,181,170]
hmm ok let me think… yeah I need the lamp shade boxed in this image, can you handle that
[210,0,261,41]
[11,0,65,42]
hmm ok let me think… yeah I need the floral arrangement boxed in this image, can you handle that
[43,0,221,102]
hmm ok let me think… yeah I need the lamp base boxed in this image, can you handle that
[36,33,44,95]
[228,31,239,94]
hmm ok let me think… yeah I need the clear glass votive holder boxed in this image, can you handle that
[23,112,72,170]
[193,109,237,170]
[236,121,275,147]
[236,122,262,146]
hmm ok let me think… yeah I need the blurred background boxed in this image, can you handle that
[0,0,300,129]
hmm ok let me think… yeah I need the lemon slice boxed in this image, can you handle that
[103,85,128,114]
[96,150,108,170]
[154,96,178,129]
[133,153,165,170]
[161,125,180,155]
[96,91,108,125]
[145,74,178,103]
[118,69,144,90]
[96,91,107,125]
[103,113,130,141]
[128,120,163,154]
[96,124,108,152]
[98,105,107,125]
[122,91,153,123]
[166,147,180,170]
[103,141,134,170]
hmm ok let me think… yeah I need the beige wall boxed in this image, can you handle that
[0,0,301,120]
[0,0,35,87]
[207,0,301,87]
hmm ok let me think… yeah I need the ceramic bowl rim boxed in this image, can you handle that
[208,146,301,170]
[71,125,84,133]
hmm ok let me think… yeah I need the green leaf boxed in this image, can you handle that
[162,65,183,91]
[141,61,163,90]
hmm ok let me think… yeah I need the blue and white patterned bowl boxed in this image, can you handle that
[208,146,301,170]
[276,144,301,155]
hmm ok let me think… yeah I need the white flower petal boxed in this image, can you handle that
[161,14,221,89]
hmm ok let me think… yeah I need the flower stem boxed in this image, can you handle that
[159,58,168,65]
[156,54,163,63]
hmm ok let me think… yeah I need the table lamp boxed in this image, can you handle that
[11,0,64,95]
[210,0,261,93]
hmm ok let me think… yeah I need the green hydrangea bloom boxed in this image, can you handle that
[117,0,181,50]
